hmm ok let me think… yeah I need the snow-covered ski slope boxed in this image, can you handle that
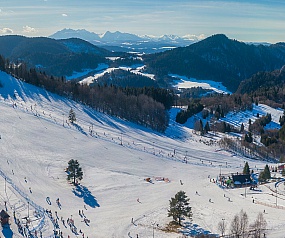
[0,70,285,238]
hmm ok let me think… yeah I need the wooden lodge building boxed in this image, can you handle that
[232,174,252,187]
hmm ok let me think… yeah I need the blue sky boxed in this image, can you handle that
[0,0,285,43]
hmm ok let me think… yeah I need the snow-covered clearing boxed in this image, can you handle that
[66,64,109,81]
[0,71,285,237]
[80,65,155,85]
[170,74,231,95]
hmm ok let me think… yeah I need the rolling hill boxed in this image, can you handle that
[1,70,285,237]
[0,35,115,77]
[144,34,285,92]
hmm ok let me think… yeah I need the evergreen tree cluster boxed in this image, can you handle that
[0,55,170,132]
[279,109,285,126]
[249,113,271,135]
[176,99,204,124]
[194,120,211,135]
[279,124,285,141]
[121,86,174,110]
[258,164,271,182]
[237,68,285,108]
[200,93,253,120]
[179,87,212,99]
[260,134,278,147]
[244,132,253,143]
[92,69,159,89]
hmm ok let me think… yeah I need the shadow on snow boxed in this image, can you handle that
[2,224,13,238]
[72,185,100,208]
[73,123,88,136]
[180,222,218,237]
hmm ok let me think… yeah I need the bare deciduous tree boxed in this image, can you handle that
[240,210,249,238]
[230,214,241,237]
[250,212,267,238]
[218,219,226,237]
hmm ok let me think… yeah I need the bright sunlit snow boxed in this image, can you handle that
[80,65,154,85]
[0,71,285,238]
[66,64,109,81]
[170,74,231,94]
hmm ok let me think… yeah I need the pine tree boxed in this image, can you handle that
[222,122,227,133]
[258,164,271,182]
[243,162,250,175]
[67,159,83,185]
[199,120,204,135]
[279,124,285,141]
[248,132,253,143]
[0,55,5,71]
[204,122,210,133]
[168,191,192,226]
[282,168,285,176]
[263,164,271,180]
[69,108,76,123]
[240,123,244,133]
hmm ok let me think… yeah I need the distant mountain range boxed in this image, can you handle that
[0,33,284,93]
[143,34,285,92]
[49,28,202,54]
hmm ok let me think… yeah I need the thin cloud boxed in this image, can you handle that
[182,34,206,41]
[23,26,37,33]
[0,28,13,34]
[62,13,68,17]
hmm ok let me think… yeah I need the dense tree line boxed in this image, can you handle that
[175,93,253,126]
[237,68,285,108]
[249,113,272,135]
[90,69,175,109]
[178,87,212,99]
[111,55,143,67]
[0,55,170,132]
[91,69,159,88]
[201,93,253,118]
[219,136,284,162]
[121,86,174,110]
[176,99,204,124]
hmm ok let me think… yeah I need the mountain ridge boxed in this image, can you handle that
[143,34,285,92]
[0,35,116,77]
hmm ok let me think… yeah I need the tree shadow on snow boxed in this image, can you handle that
[72,185,100,208]
[2,224,13,238]
[180,222,218,237]
[73,123,88,136]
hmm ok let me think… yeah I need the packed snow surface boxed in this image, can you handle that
[0,71,285,238]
